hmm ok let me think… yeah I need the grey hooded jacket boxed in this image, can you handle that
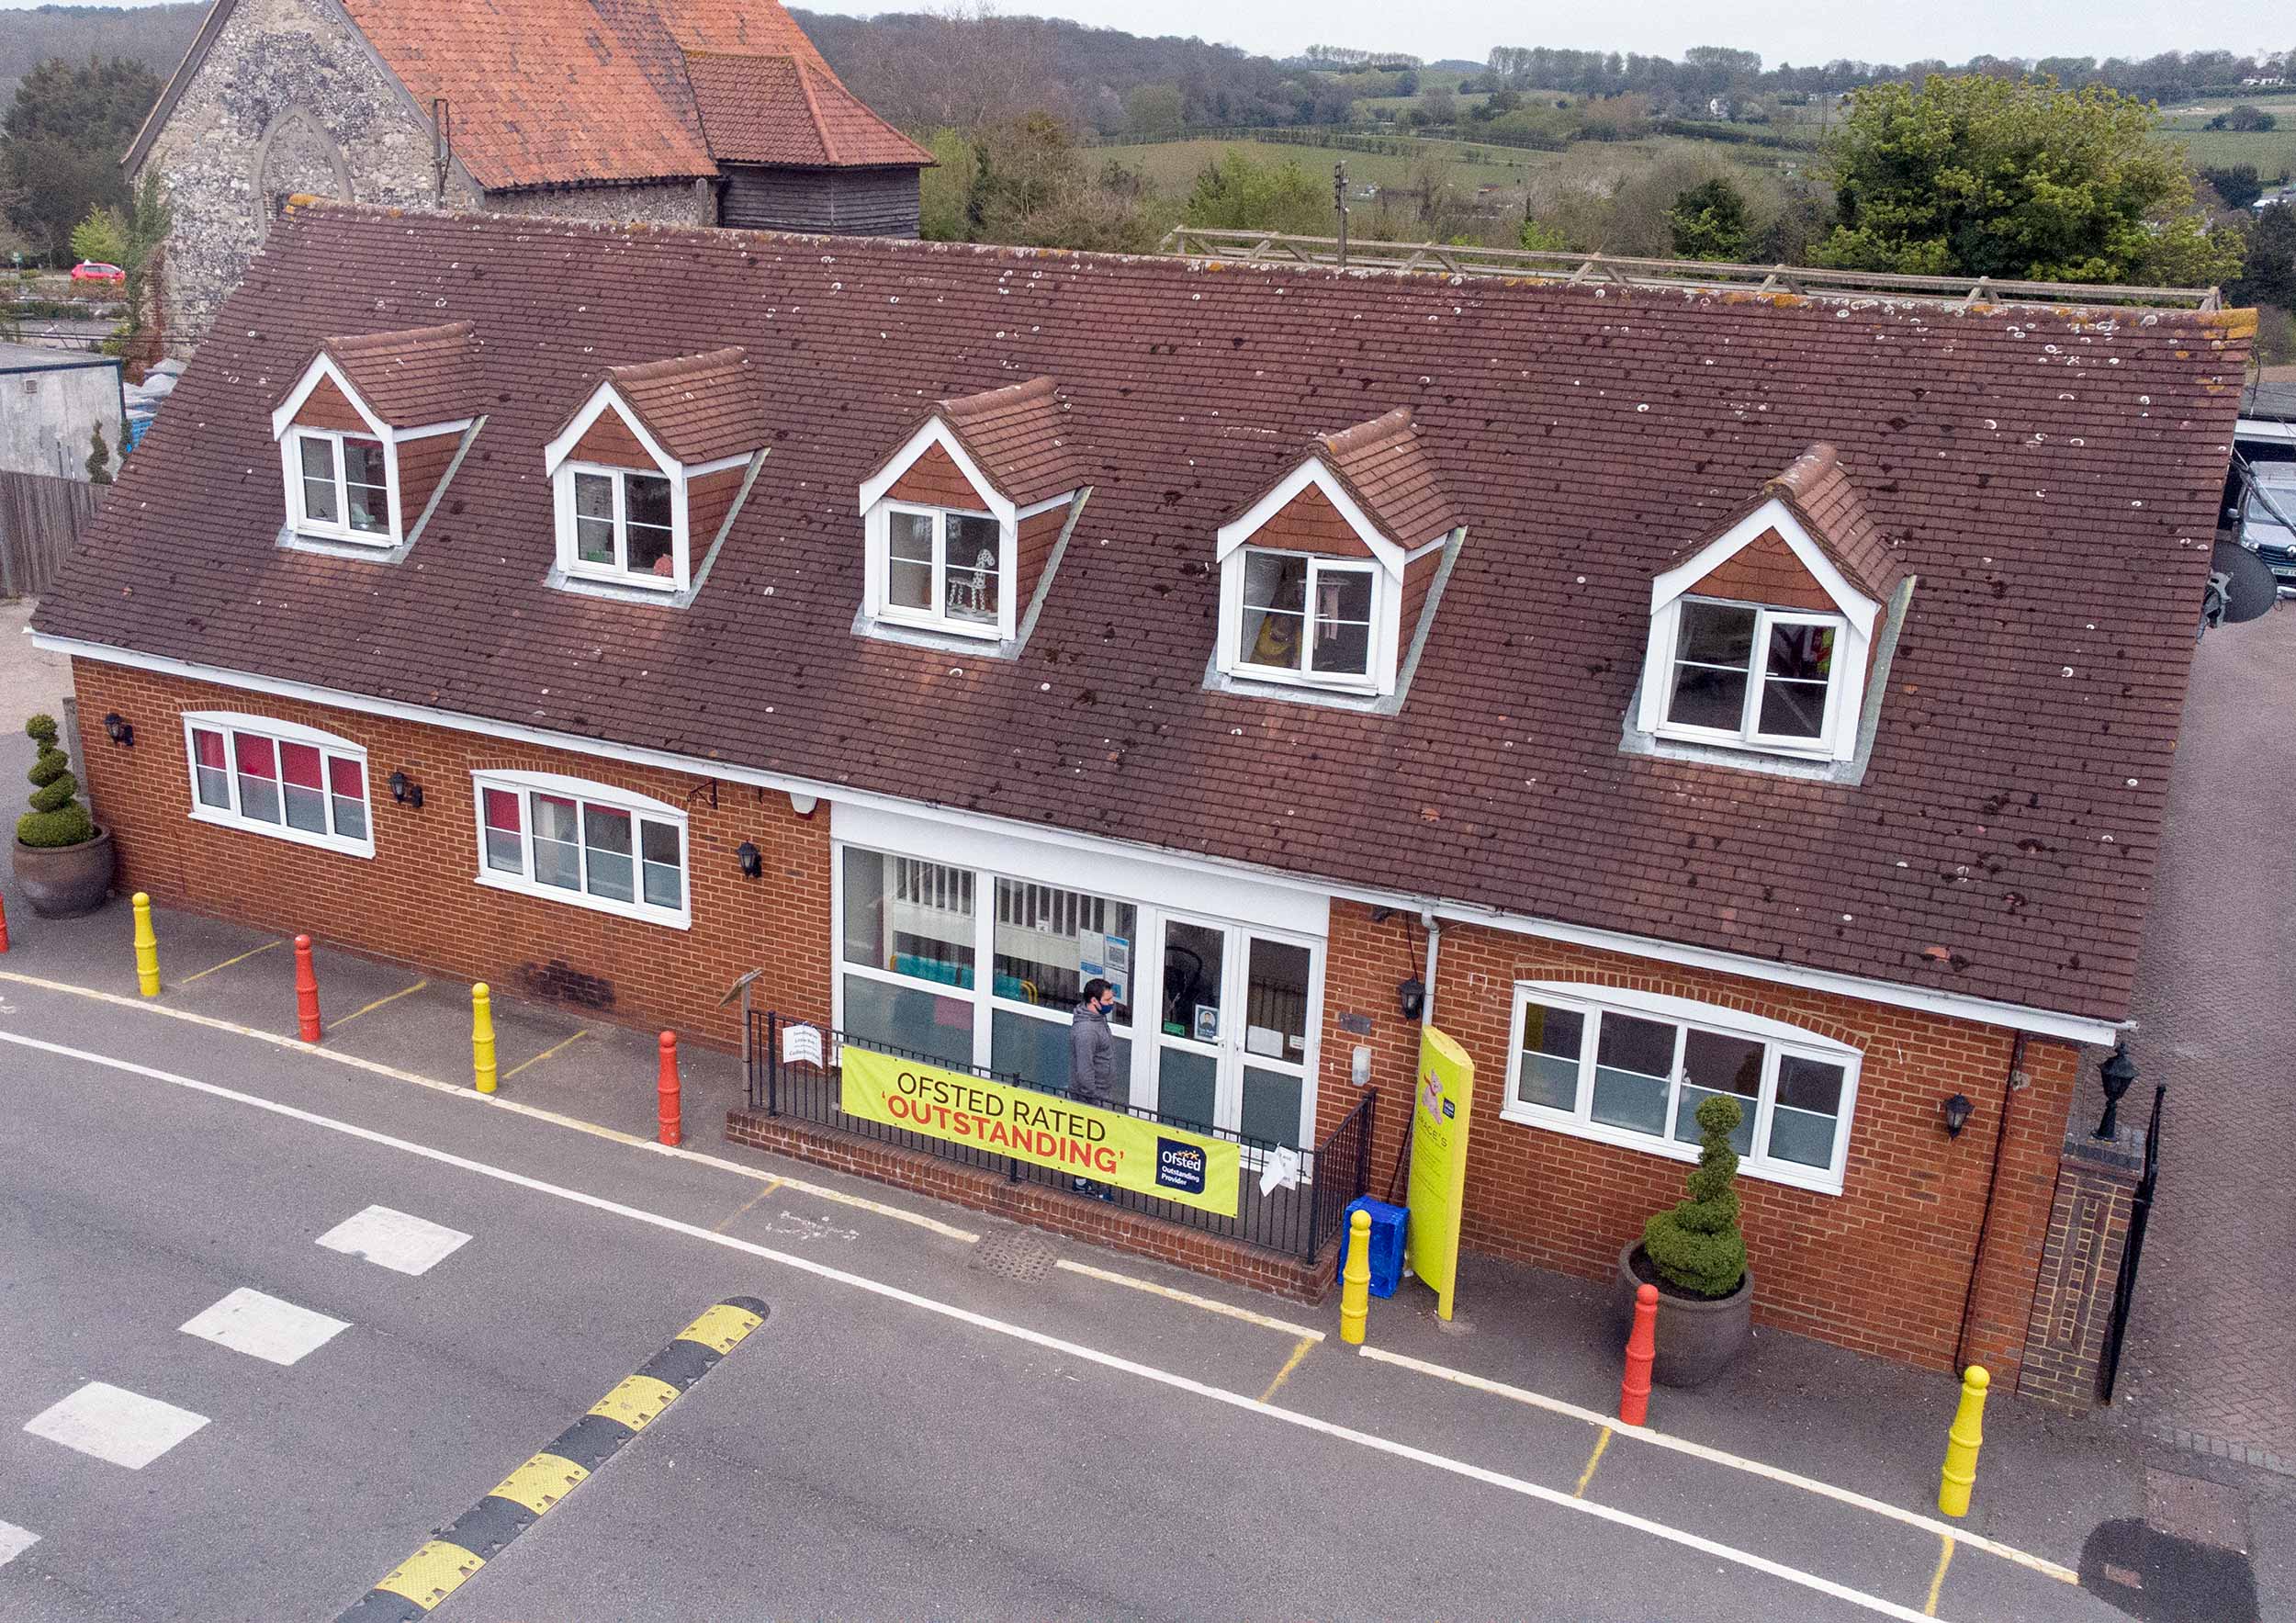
[1068,998,1118,1107]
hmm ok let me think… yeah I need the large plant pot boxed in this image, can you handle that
[1615,1239,1753,1389]
[13,826,117,918]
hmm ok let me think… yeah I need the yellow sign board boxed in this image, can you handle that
[838,1044,1242,1217]
[1405,1025,1475,1321]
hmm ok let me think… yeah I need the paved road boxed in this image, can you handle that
[0,975,2127,1622]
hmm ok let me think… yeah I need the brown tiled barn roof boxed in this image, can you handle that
[38,206,2256,1024]
[303,321,481,428]
[685,51,935,170]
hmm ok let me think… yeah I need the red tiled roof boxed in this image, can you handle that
[1316,408,1459,551]
[568,346,765,466]
[1764,444,1904,602]
[927,378,1086,507]
[300,321,481,428]
[36,206,2257,1025]
[685,51,935,170]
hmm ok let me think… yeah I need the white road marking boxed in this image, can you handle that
[180,1287,352,1366]
[1053,1258,1325,1341]
[23,1382,209,1470]
[0,968,980,1243]
[1,1029,1995,1621]
[0,1521,39,1566]
[1359,1346,2077,1584]
[316,1205,470,1276]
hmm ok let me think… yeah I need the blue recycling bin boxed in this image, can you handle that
[1336,1196,1408,1299]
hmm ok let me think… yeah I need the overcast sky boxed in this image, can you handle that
[4,0,2288,72]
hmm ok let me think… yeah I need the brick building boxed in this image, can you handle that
[125,0,931,343]
[32,204,2254,1401]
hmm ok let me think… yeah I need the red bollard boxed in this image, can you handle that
[293,933,321,1042]
[1619,1282,1659,1427]
[656,1031,681,1146]
[0,889,10,952]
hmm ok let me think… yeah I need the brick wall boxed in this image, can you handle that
[71,660,832,1049]
[1311,900,2082,1382]
[2017,1131,2144,1410]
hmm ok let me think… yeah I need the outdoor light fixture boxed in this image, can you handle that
[736,841,762,879]
[2093,1042,2139,1139]
[102,712,133,748]
[1396,975,1425,1021]
[388,771,423,810]
[1941,1093,1975,1139]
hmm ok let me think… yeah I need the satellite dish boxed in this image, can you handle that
[2209,540,2279,626]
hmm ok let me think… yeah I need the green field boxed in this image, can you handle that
[1093,137,1536,194]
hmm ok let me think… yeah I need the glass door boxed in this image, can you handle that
[1151,919,1318,1152]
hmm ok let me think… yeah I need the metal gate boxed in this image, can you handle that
[2099,1083,2166,1403]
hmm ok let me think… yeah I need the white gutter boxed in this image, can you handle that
[31,630,2124,1048]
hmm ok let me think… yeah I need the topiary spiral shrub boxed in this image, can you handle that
[18,714,96,849]
[1642,1093,1749,1298]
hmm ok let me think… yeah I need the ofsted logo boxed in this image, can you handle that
[1154,1138,1207,1196]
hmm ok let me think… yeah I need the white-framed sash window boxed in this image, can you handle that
[1503,981,1860,1195]
[183,712,374,857]
[286,428,394,544]
[470,770,690,927]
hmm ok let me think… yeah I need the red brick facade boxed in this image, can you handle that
[1310,900,2081,1384]
[71,660,833,1048]
[74,659,2091,1390]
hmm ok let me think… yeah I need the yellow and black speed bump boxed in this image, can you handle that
[338,1297,768,1620]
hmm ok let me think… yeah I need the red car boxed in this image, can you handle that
[70,261,125,284]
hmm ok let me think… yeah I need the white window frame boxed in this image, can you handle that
[468,769,691,929]
[285,426,397,546]
[1211,459,1412,698]
[181,711,375,859]
[1654,597,1853,756]
[1225,547,1388,693]
[556,461,686,592]
[1500,981,1861,1196]
[863,500,1012,641]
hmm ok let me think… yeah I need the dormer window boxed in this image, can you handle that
[1637,445,1904,765]
[1214,408,1460,702]
[859,378,1086,648]
[545,346,769,600]
[269,321,481,554]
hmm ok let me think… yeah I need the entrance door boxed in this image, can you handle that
[1152,918,1317,1150]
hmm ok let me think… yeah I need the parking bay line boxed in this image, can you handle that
[179,939,285,984]
[1,1027,1960,1623]
[1358,1344,2077,1585]
[0,969,978,1244]
[1053,1258,1325,1341]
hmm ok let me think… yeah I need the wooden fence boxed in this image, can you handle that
[0,471,107,598]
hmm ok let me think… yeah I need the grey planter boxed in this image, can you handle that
[13,826,117,918]
[1615,1239,1753,1389]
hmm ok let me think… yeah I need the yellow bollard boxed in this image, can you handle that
[471,982,497,1094]
[1339,1207,1372,1347]
[1936,1365,1990,1517]
[130,892,160,997]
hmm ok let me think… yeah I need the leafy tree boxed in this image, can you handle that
[2,55,163,263]
[1123,83,1183,141]
[18,714,95,849]
[1418,85,1458,126]
[917,128,978,241]
[1816,75,2244,286]
[70,170,171,334]
[2206,106,2278,132]
[1667,176,1752,260]
[1185,149,1331,235]
[2201,163,2266,209]
[2229,203,2296,310]
[1643,1095,1749,1298]
[84,423,112,484]
[1519,217,1569,252]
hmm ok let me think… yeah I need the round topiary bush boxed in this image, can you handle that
[1642,1093,1749,1298]
[18,714,96,849]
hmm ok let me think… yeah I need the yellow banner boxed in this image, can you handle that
[1405,1026,1475,1322]
[838,1044,1242,1217]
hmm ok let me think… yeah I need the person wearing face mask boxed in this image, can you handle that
[1067,977,1120,1201]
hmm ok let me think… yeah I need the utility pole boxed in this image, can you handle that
[1334,161,1349,266]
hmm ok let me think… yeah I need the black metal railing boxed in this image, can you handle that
[2099,1082,2167,1403]
[747,1010,1375,1263]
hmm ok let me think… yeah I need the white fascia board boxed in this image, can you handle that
[390,418,477,445]
[2236,417,2296,445]
[33,631,2122,1046]
[857,418,1015,525]
[1215,459,1404,576]
[269,354,388,443]
[544,385,679,479]
[1651,497,1877,638]
[686,450,757,478]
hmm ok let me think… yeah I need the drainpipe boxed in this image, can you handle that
[1419,907,1441,1028]
[1953,1029,2028,1373]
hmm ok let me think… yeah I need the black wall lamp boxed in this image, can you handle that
[102,712,133,748]
[1941,1093,1975,1139]
[1396,976,1425,1021]
[736,840,762,879]
[388,770,424,810]
[2093,1042,2138,1139]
